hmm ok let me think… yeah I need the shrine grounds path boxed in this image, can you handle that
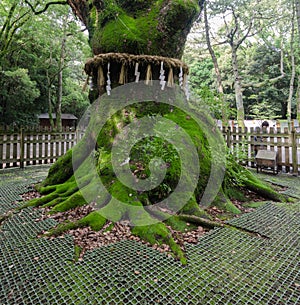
[0,166,300,305]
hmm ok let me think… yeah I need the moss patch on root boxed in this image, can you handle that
[131,223,187,264]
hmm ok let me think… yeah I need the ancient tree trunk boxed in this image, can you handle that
[24,0,284,264]
[68,0,201,58]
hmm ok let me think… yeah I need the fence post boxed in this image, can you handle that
[0,133,3,169]
[20,127,25,168]
[226,127,231,148]
[292,128,298,175]
[20,128,25,169]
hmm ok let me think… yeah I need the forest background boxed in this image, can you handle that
[1,0,299,129]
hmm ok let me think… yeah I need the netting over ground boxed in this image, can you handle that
[0,167,300,305]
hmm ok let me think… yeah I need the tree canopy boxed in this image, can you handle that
[0,0,90,127]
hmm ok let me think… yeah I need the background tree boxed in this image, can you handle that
[186,0,298,123]
[0,68,40,126]
[0,1,90,127]
[203,1,227,125]
[295,0,300,121]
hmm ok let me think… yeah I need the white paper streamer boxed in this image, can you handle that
[106,62,111,95]
[159,61,166,90]
[135,63,140,82]
[179,66,183,89]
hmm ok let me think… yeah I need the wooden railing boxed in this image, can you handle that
[1,125,299,174]
[0,127,83,169]
[223,126,300,174]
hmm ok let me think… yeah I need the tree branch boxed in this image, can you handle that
[24,0,68,15]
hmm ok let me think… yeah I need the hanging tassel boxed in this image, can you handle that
[145,64,152,85]
[82,76,89,92]
[167,68,174,87]
[159,61,166,90]
[135,62,140,83]
[106,62,111,96]
[89,77,94,90]
[179,66,183,89]
[98,66,105,87]
[119,63,126,84]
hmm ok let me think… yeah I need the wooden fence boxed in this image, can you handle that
[0,127,83,169]
[223,126,300,174]
[1,125,299,174]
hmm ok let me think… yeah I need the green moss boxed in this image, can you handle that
[108,180,138,203]
[179,196,210,219]
[90,0,199,57]
[41,197,67,208]
[74,245,82,262]
[21,192,59,208]
[243,201,267,208]
[131,222,187,264]
[241,169,285,202]
[50,192,86,213]
[165,215,196,232]
[104,223,114,232]
[275,201,300,212]
[43,149,73,186]
[213,189,242,214]
[225,187,247,202]
[45,220,78,237]
[78,211,106,231]
[43,211,106,237]
[38,185,57,194]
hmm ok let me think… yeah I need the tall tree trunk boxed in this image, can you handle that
[56,35,66,132]
[296,0,300,33]
[297,76,300,122]
[295,0,300,121]
[231,45,245,129]
[203,1,228,127]
[46,51,55,130]
[56,15,68,132]
[287,0,296,132]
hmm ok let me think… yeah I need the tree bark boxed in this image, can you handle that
[67,0,201,58]
[297,76,300,122]
[287,0,296,132]
[231,44,245,129]
[203,2,227,126]
[56,22,68,132]
[46,51,55,130]
[295,0,300,122]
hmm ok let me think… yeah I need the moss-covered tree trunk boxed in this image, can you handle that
[24,0,284,264]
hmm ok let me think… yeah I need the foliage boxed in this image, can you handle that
[61,77,90,119]
[0,68,40,126]
[185,0,299,122]
[0,1,91,126]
